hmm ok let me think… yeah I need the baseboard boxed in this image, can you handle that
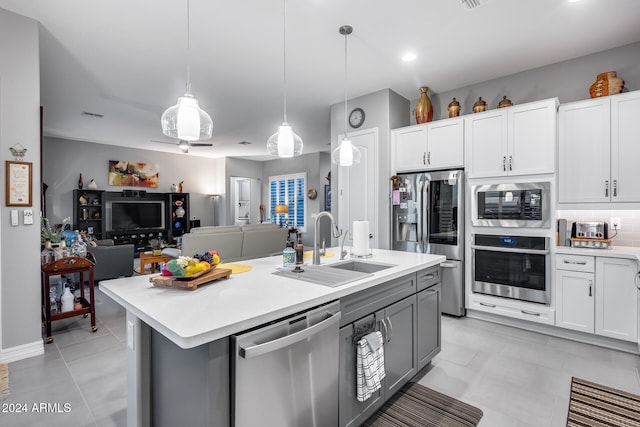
[467,309,639,355]
[0,340,44,363]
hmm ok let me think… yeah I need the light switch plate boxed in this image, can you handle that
[23,209,33,225]
[10,210,18,226]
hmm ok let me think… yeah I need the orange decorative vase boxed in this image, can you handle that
[415,87,433,124]
[589,71,625,98]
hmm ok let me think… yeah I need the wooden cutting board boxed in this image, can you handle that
[149,268,232,290]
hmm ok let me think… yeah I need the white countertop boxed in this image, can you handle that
[100,248,445,349]
[555,245,640,262]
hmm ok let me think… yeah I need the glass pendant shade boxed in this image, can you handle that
[161,93,213,141]
[331,137,361,167]
[267,123,303,157]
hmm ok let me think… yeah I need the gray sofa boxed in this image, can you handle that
[165,223,288,262]
[87,239,134,282]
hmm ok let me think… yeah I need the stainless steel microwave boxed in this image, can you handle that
[471,182,550,228]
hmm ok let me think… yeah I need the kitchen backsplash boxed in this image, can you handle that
[557,210,640,247]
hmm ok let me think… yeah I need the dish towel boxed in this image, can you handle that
[356,331,385,402]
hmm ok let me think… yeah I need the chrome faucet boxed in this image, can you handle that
[340,229,350,260]
[313,211,341,265]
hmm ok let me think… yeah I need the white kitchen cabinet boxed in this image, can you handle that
[465,98,557,178]
[559,91,640,203]
[392,118,463,173]
[555,254,595,334]
[595,257,638,342]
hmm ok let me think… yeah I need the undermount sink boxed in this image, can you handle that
[272,260,395,288]
[327,260,394,274]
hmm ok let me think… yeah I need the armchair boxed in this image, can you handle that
[87,239,134,282]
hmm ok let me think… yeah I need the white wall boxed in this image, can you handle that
[0,9,42,360]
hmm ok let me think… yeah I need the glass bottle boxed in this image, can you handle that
[54,239,71,260]
[41,240,54,265]
[70,230,87,258]
[295,234,304,265]
[283,245,295,267]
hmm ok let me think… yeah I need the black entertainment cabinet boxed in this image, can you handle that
[73,190,190,255]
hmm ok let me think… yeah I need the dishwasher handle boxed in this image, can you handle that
[239,310,342,359]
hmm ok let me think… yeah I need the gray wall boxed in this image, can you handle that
[330,89,410,249]
[0,9,41,354]
[43,137,224,228]
[410,41,640,123]
[224,157,263,226]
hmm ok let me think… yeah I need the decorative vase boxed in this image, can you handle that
[78,173,83,190]
[448,98,461,118]
[152,249,162,256]
[589,71,624,98]
[415,87,433,124]
[88,179,98,190]
[497,96,513,108]
[473,97,487,113]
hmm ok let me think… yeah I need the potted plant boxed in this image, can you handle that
[41,217,71,245]
[149,238,165,256]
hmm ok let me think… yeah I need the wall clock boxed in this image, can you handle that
[349,108,365,129]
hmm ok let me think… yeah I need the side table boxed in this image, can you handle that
[139,251,169,274]
[41,256,97,343]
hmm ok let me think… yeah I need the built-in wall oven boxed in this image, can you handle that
[471,234,550,304]
[471,182,550,228]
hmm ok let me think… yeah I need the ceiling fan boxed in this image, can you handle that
[151,139,212,153]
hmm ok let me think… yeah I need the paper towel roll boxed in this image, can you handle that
[352,220,370,256]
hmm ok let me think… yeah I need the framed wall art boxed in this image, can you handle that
[6,160,32,206]
[108,160,159,188]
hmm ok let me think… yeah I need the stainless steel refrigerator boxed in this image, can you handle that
[391,170,465,316]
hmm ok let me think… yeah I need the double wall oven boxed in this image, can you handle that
[470,182,551,305]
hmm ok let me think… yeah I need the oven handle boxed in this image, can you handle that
[471,245,550,255]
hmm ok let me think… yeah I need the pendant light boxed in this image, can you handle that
[266,0,303,157]
[331,25,361,167]
[161,0,213,142]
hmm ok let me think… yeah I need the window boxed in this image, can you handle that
[269,172,306,232]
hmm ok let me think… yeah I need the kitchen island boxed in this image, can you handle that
[101,248,445,427]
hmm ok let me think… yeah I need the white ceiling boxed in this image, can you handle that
[2,0,640,160]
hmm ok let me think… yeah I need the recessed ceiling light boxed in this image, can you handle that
[402,52,417,62]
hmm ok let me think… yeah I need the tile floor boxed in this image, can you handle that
[2,293,640,427]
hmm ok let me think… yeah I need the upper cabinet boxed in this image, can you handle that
[465,98,558,178]
[392,117,463,173]
[559,91,640,203]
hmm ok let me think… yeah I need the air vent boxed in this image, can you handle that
[81,111,104,118]
[461,0,489,9]
[238,141,252,145]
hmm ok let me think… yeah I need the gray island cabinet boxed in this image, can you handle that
[100,249,445,427]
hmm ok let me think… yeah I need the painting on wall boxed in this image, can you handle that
[108,161,159,188]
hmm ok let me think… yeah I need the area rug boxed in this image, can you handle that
[363,382,483,427]
[0,363,9,399]
[567,377,640,426]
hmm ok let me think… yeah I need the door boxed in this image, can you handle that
[338,128,378,249]
[393,125,427,172]
[417,284,441,371]
[465,110,507,178]
[555,269,594,333]
[427,118,464,170]
[381,295,417,397]
[558,98,611,203]
[338,315,384,427]
[508,100,556,176]
[595,257,638,342]
[611,91,640,202]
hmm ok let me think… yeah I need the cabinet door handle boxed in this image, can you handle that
[379,319,388,343]
[613,179,617,197]
[509,155,513,171]
[385,317,393,343]
[605,180,609,198]
[427,151,431,165]
[589,279,593,297]
[521,310,540,317]
[423,152,426,165]
[563,260,587,265]
[502,156,506,172]
[635,272,640,290]
[479,302,496,308]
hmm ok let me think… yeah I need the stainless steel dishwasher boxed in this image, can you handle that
[231,301,342,427]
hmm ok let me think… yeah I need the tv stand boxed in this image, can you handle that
[109,230,166,256]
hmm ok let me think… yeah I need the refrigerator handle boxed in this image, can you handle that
[416,175,423,251]
[422,174,430,252]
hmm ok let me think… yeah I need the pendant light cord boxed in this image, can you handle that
[186,0,191,94]
[282,0,287,123]
[343,28,349,138]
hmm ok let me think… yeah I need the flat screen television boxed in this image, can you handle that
[107,201,165,231]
